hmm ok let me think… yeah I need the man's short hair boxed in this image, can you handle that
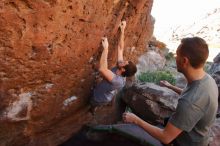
[121,61,137,77]
[179,37,209,68]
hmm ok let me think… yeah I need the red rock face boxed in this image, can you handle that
[0,0,154,145]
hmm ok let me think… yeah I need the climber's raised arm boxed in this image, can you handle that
[99,37,114,82]
[117,20,126,62]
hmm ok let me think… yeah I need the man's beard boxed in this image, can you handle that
[117,64,124,69]
[176,61,182,73]
[177,65,184,74]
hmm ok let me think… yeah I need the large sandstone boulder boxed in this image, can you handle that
[122,83,179,123]
[0,0,154,145]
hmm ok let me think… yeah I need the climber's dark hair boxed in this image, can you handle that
[121,61,137,77]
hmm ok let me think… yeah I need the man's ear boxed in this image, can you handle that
[183,57,189,66]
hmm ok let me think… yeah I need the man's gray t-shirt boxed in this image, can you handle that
[169,74,218,146]
[92,67,125,105]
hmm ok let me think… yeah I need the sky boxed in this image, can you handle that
[151,0,220,40]
[151,0,220,61]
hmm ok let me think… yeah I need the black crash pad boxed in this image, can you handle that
[90,124,163,146]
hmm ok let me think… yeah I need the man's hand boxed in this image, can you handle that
[160,80,172,88]
[119,20,126,32]
[123,112,139,124]
[102,37,108,49]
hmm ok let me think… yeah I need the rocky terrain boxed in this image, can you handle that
[0,0,154,146]
[168,8,220,47]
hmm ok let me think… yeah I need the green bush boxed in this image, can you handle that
[138,70,176,85]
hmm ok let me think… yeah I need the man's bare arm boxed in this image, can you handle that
[118,21,126,61]
[123,112,182,144]
[99,37,114,82]
[160,80,183,95]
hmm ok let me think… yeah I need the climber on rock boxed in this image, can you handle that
[90,20,137,113]
[123,37,218,146]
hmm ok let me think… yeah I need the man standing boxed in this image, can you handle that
[123,37,218,146]
[90,21,137,113]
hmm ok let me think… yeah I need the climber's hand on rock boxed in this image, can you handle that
[160,80,172,88]
[101,37,108,49]
[123,112,139,124]
[119,20,126,32]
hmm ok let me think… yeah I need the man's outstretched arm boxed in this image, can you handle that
[160,80,183,95]
[99,37,114,82]
[123,112,182,144]
[118,21,126,62]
